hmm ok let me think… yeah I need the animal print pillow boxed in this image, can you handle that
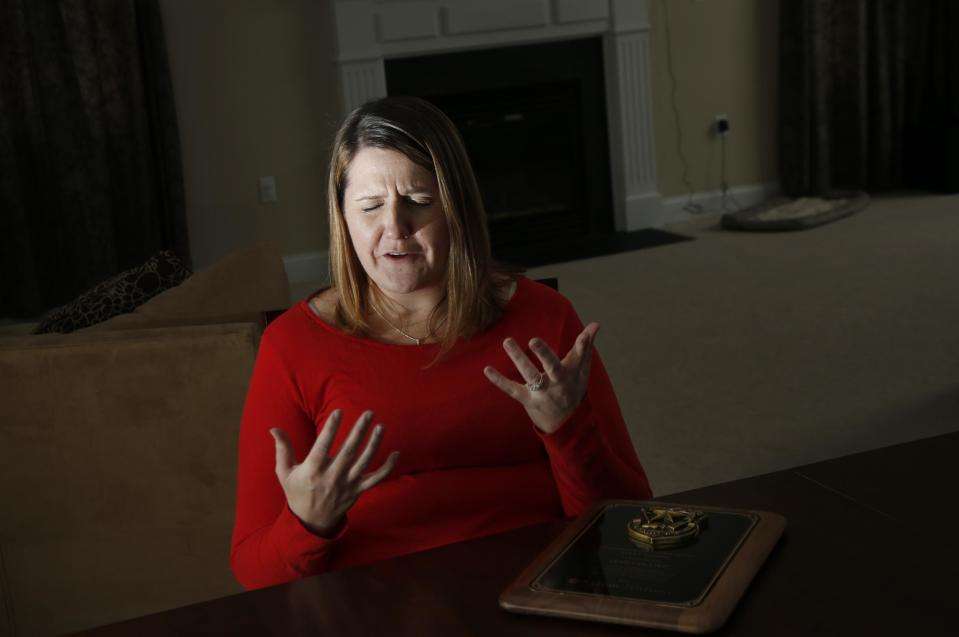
[33,251,192,334]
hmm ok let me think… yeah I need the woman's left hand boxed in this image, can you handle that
[483,322,600,434]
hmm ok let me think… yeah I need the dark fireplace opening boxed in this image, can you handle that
[386,38,614,265]
[435,81,587,247]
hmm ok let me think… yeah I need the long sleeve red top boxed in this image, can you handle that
[231,276,652,590]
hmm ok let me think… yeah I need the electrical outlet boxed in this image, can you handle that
[258,176,277,203]
[714,114,730,136]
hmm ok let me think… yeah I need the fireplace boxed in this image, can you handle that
[331,0,663,261]
[385,37,613,257]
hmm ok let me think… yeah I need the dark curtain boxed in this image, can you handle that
[779,0,959,196]
[0,0,189,319]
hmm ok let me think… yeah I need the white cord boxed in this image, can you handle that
[661,0,703,215]
[720,134,743,212]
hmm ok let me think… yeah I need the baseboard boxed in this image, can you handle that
[283,251,329,286]
[624,192,666,231]
[661,182,780,226]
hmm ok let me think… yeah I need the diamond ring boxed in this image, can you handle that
[526,373,545,392]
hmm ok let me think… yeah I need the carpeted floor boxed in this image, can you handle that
[525,193,959,495]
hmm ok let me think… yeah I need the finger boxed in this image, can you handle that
[585,321,601,342]
[357,450,400,492]
[271,428,294,481]
[483,365,526,401]
[303,409,344,469]
[562,322,601,368]
[502,337,543,384]
[347,423,385,482]
[581,322,600,368]
[329,410,375,473]
[577,324,600,381]
[529,337,563,380]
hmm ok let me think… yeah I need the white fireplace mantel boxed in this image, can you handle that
[330,0,663,230]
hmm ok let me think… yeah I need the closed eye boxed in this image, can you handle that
[359,198,430,212]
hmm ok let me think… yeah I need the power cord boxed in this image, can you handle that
[660,0,703,215]
[719,134,743,212]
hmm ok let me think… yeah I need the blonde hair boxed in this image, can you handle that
[327,96,513,356]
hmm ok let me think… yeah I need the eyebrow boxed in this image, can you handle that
[353,189,434,202]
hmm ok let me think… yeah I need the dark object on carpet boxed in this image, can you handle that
[34,251,192,334]
[495,228,692,268]
[721,191,870,232]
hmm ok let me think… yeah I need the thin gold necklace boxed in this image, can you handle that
[370,297,446,345]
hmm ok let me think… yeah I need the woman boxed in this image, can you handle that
[230,97,652,590]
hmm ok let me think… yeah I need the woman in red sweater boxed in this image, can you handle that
[230,97,652,590]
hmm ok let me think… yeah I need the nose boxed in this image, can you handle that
[383,198,414,239]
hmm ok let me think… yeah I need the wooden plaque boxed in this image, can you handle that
[499,500,786,633]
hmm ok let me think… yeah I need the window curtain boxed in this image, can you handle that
[0,0,189,319]
[779,0,959,196]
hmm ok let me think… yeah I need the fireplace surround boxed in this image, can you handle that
[330,0,662,233]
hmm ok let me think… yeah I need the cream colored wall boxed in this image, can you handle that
[159,0,778,269]
[648,0,779,197]
[158,0,339,269]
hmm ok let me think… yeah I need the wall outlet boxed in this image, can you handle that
[714,114,730,136]
[258,176,277,203]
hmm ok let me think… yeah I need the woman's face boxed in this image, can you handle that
[342,146,450,297]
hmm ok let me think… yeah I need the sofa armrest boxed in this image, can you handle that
[0,322,259,635]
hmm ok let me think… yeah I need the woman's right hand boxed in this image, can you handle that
[271,410,399,537]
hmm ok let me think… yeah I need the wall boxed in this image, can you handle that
[159,0,779,269]
[647,0,780,199]
[158,0,339,269]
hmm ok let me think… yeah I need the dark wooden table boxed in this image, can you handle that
[76,432,959,636]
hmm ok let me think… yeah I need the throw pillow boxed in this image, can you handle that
[80,241,291,332]
[33,251,192,334]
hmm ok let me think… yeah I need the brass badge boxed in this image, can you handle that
[627,507,709,550]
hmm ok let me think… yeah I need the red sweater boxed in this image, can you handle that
[230,276,652,589]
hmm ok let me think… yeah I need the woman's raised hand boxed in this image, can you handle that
[483,322,600,434]
[271,410,399,537]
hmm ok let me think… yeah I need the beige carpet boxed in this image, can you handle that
[526,193,959,495]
